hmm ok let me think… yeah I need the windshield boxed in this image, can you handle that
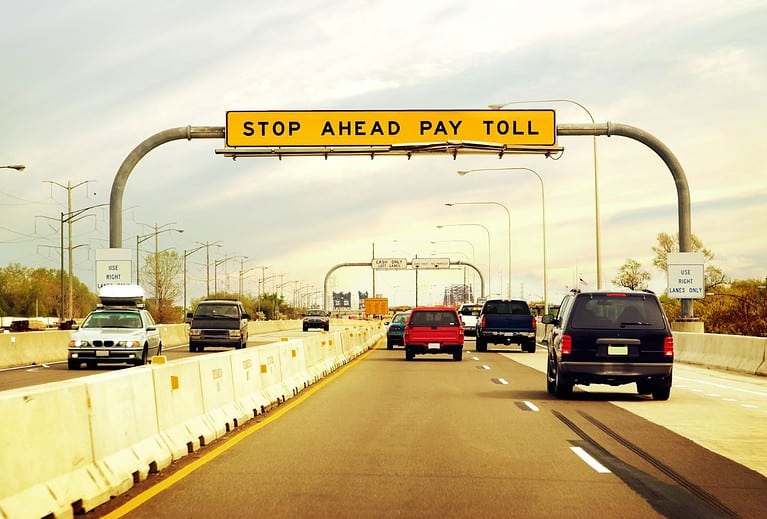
[81,310,142,329]
[195,304,239,319]
[392,313,409,324]
[307,309,326,316]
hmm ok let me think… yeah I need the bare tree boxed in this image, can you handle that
[141,250,182,323]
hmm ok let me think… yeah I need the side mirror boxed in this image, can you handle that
[242,313,250,320]
[541,314,557,325]
[186,312,194,319]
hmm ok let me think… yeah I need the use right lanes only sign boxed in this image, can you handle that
[667,252,705,299]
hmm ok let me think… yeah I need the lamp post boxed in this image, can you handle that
[183,244,209,316]
[458,167,549,313]
[1,164,25,172]
[437,223,492,297]
[445,201,511,298]
[58,203,109,319]
[489,98,601,289]
[192,241,222,297]
[136,223,183,286]
[214,255,246,294]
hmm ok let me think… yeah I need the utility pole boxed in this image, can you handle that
[43,179,94,319]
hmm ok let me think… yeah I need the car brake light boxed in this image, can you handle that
[605,293,627,297]
[480,315,486,327]
[664,336,674,356]
[561,334,572,355]
[531,315,537,329]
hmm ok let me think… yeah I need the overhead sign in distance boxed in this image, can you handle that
[225,110,556,148]
[411,258,451,270]
[372,258,408,270]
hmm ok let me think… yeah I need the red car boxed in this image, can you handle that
[403,306,464,361]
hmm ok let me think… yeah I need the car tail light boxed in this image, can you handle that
[664,336,674,357]
[531,315,537,329]
[561,334,572,355]
[480,315,486,327]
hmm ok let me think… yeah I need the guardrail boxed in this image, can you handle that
[0,320,385,518]
[0,320,304,370]
[534,324,767,376]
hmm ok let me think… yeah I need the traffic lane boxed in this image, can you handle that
[104,347,763,518]
[0,330,302,392]
[502,347,767,478]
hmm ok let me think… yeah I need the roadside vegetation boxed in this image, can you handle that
[1,231,762,335]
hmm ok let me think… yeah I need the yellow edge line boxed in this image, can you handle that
[104,343,380,518]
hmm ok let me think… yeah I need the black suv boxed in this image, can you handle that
[303,308,330,331]
[541,290,674,400]
[187,299,249,352]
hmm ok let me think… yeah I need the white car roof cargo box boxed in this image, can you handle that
[98,284,145,307]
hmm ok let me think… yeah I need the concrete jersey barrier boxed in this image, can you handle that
[0,320,385,518]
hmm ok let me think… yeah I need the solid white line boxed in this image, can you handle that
[571,447,611,473]
[523,401,539,412]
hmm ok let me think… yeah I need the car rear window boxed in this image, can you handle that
[409,311,460,327]
[482,301,530,315]
[459,305,482,316]
[570,295,666,329]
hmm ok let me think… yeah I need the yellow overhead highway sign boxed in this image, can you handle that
[225,110,556,148]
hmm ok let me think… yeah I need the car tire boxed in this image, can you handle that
[139,346,148,366]
[67,359,80,370]
[636,380,652,395]
[546,355,556,394]
[651,384,671,401]
[302,325,308,332]
[405,348,414,361]
[526,340,536,353]
[554,362,573,398]
[324,325,329,331]
[386,340,393,350]
[475,336,488,352]
[453,350,462,361]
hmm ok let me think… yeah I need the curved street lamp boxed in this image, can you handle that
[457,167,549,313]
[445,201,511,298]
[489,98,601,289]
[1,164,25,172]
[437,222,492,297]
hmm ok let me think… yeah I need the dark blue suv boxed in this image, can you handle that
[541,290,674,400]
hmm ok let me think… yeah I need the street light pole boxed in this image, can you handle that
[489,98,601,289]
[457,167,549,313]
[437,223,491,297]
[445,201,511,298]
[183,244,209,316]
[136,222,183,287]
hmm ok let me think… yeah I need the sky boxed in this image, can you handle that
[1,0,765,311]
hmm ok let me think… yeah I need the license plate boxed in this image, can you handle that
[96,350,110,357]
[427,342,441,350]
[608,345,628,355]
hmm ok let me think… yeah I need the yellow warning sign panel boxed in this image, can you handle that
[225,110,556,147]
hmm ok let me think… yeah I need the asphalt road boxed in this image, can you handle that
[87,341,766,519]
